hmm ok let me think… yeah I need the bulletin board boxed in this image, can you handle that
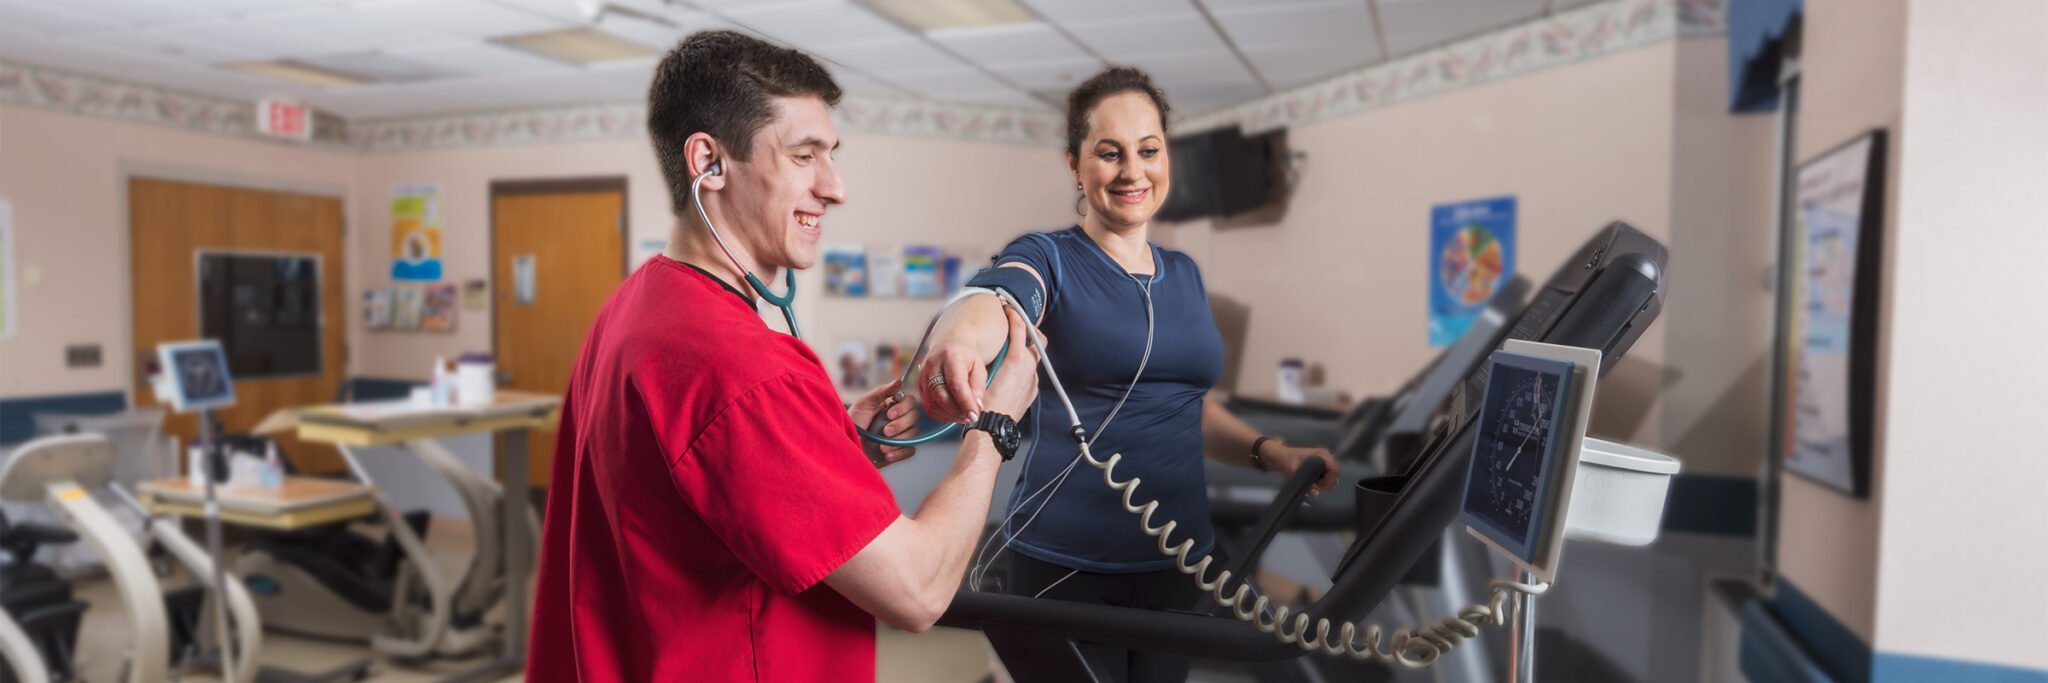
[1780,129,1886,497]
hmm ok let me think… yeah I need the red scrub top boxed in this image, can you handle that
[526,256,901,682]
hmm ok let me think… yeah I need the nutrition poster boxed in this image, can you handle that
[1429,196,1516,347]
[391,185,443,281]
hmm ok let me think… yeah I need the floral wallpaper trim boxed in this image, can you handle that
[0,61,357,150]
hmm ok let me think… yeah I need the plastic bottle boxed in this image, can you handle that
[432,356,452,407]
[261,441,284,489]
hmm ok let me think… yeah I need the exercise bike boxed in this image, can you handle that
[0,504,87,683]
[233,436,536,660]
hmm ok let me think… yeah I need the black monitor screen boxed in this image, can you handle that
[199,252,322,378]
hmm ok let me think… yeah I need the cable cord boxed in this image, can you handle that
[944,282,1543,667]
[970,275,1156,589]
[1069,435,1550,667]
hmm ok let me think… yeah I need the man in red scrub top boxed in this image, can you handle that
[526,30,1040,682]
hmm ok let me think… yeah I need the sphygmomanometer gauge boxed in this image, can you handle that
[1461,351,1574,567]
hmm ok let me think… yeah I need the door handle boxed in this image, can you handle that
[497,370,514,387]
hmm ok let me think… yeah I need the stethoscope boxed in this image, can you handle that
[689,162,1033,450]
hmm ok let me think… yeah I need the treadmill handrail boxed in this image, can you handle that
[940,457,1328,662]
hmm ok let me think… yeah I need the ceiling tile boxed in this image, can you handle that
[720,1,911,48]
[1121,50,1255,88]
[985,58,1105,91]
[926,22,1087,65]
[1243,41,1377,87]
[0,31,157,79]
[1209,1,1377,52]
[80,29,263,66]
[1375,0,1543,57]
[388,40,573,76]
[1018,0,1197,25]
[300,51,463,83]
[1159,79,1263,114]
[154,19,356,60]
[593,12,741,55]
[827,67,904,95]
[887,67,1008,95]
[0,1,124,35]
[350,0,568,39]
[476,0,589,23]
[39,0,214,28]
[175,0,345,16]
[946,89,1055,110]
[1062,13,1227,62]
[241,6,466,52]
[807,38,965,77]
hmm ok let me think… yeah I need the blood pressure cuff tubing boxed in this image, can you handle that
[964,267,1045,322]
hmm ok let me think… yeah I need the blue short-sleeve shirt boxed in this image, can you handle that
[994,226,1224,572]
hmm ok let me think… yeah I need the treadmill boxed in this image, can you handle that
[1206,273,1532,529]
[939,221,1668,682]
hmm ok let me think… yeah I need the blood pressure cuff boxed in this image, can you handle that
[964,266,1045,322]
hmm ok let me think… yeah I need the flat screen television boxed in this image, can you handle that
[1157,126,1277,222]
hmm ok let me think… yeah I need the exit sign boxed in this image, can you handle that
[257,98,312,141]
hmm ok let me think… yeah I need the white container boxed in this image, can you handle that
[457,360,496,406]
[1563,437,1681,546]
[1276,359,1305,404]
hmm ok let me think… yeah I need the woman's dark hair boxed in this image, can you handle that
[648,30,843,213]
[1064,66,1172,158]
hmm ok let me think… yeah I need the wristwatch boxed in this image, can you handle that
[970,411,1021,461]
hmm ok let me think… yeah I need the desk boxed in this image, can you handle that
[137,477,377,531]
[291,391,557,683]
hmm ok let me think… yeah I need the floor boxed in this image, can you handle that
[62,517,1004,683]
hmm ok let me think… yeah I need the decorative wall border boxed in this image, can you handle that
[347,102,647,152]
[0,61,357,150]
[0,0,1726,154]
[1182,0,1729,135]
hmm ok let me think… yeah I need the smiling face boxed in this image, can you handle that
[1071,91,1170,231]
[711,95,846,273]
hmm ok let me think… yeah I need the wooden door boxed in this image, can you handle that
[491,182,626,488]
[129,178,347,473]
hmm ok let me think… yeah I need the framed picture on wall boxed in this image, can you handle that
[1779,129,1886,497]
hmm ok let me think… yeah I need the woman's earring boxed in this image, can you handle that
[1073,183,1085,216]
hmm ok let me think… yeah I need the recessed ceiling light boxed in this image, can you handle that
[492,27,660,66]
[864,0,1035,32]
[225,60,369,88]
[299,52,456,84]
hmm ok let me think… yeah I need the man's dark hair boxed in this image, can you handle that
[649,30,843,212]
[1064,66,1172,158]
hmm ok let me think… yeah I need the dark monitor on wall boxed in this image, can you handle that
[1157,126,1277,222]
[198,252,322,379]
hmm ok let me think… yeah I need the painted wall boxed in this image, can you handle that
[1158,41,1686,447]
[1773,0,1909,645]
[348,133,1073,385]
[0,104,357,399]
[1660,39,1779,478]
[1873,0,2048,672]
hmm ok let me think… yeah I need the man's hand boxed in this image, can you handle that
[850,379,921,464]
[1269,445,1341,497]
[978,306,1040,420]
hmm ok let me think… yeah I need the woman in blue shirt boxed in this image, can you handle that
[918,67,1341,683]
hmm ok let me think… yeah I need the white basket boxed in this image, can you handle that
[1563,438,1681,546]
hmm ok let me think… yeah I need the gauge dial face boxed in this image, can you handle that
[173,347,232,403]
[1464,362,1565,547]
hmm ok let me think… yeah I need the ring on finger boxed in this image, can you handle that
[927,372,947,388]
